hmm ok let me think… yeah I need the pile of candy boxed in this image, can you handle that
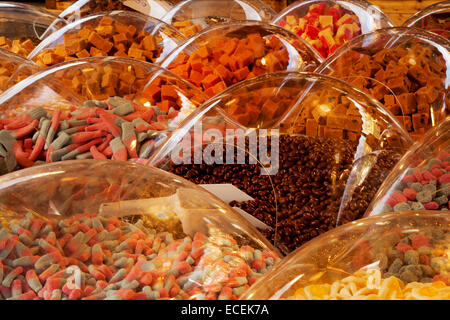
[328,43,447,140]
[33,16,169,68]
[287,269,450,300]
[0,36,35,58]
[0,212,278,300]
[380,154,450,213]
[278,3,361,58]
[0,96,182,173]
[167,31,313,97]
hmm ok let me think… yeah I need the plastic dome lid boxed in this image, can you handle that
[0,47,39,94]
[0,57,207,173]
[59,0,175,20]
[28,11,185,68]
[149,71,413,254]
[272,0,394,58]
[160,21,323,98]
[0,160,280,300]
[161,0,276,36]
[365,117,450,217]
[0,2,66,57]
[403,1,450,40]
[241,211,450,300]
[316,27,450,141]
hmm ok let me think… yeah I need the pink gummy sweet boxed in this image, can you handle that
[387,192,408,207]
[413,169,423,181]
[439,173,450,184]
[431,167,444,178]
[423,201,439,210]
[401,174,416,183]
[403,188,417,201]
[422,170,437,181]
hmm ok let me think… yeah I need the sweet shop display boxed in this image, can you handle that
[161,0,276,36]
[149,72,413,254]
[0,0,449,301]
[160,22,322,97]
[0,160,280,300]
[28,11,185,68]
[316,27,450,140]
[365,118,450,217]
[241,211,450,300]
[0,58,206,172]
[0,2,66,57]
[403,1,450,40]
[0,48,39,93]
[272,0,394,58]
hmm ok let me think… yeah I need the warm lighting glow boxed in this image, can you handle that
[261,57,266,66]
[319,104,331,113]
[144,101,151,108]
[408,58,416,66]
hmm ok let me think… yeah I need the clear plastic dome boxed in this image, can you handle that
[160,22,323,97]
[28,11,185,68]
[0,2,66,57]
[365,117,450,217]
[403,1,450,40]
[241,211,450,300]
[0,57,207,172]
[272,0,394,58]
[0,48,39,93]
[149,71,413,254]
[161,0,276,37]
[0,160,280,300]
[316,27,450,140]
[59,0,175,20]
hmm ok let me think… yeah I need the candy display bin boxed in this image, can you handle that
[59,0,176,20]
[149,71,413,254]
[365,117,450,217]
[316,27,450,140]
[0,2,66,57]
[161,0,276,36]
[0,160,280,300]
[0,57,207,173]
[403,1,450,40]
[272,0,394,58]
[241,211,450,300]
[28,10,185,68]
[0,48,39,93]
[160,21,323,98]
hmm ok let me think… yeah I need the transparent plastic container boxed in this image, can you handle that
[0,48,39,94]
[0,57,207,172]
[28,11,185,68]
[149,71,413,254]
[160,21,323,97]
[272,0,394,58]
[59,0,175,20]
[403,1,450,40]
[316,27,450,140]
[0,160,280,300]
[161,0,276,36]
[0,2,66,57]
[241,211,450,300]
[365,117,450,217]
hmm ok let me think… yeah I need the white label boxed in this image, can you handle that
[123,0,171,19]
[199,184,254,204]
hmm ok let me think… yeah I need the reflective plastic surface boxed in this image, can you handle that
[0,2,66,57]
[160,22,323,97]
[316,27,450,140]
[241,211,450,300]
[272,0,394,58]
[366,117,450,217]
[28,11,185,67]
[403,1,450,40]
[161,0,276,36]
[0,160,280,300]
[150,71,413,254]
[0,48,39,94]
